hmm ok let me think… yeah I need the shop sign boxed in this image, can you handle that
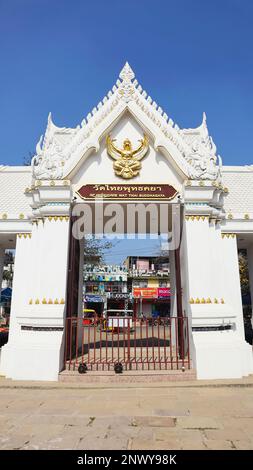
[107,293,130,299]
[85,295,103,303]
[157,288,171,298]
[133,288,157,299]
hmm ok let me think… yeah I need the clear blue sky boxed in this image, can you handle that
[1,0,253,166]
[103,237,163,264]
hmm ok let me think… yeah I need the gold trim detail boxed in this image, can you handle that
[28,298,65,305]
[46,216,69,222]
[189,297,225,304]
[18,233,32,239]
[185,215,209,221]
[227,213,233,219]
[221,233,236,239]
[244,214,250,220]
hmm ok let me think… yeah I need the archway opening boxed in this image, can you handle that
[64,200,190,372]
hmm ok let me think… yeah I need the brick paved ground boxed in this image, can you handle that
[0,376,253,450]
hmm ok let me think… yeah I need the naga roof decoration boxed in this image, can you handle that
[32,62,222,181]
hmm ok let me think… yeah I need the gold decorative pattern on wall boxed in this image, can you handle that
[28,298,65,305]
[221,233,236,239]
[185,215,209,221]
[18,233,32,239]
[47,216,69,222]
[189,298,225,304]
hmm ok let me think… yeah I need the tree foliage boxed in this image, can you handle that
[238,250,250,296]
[83,237,115,265]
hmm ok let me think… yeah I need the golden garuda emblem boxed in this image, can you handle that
[106,134,149,179]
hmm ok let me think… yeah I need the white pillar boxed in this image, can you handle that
[0,234,33,377]
[182,216,253,379]
[0,215,71,381]
[0,247,5,290]
[247,244,253,328]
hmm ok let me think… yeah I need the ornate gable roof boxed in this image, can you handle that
[32,62,222,182]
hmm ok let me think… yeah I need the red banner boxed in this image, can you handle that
[157,288,171,298]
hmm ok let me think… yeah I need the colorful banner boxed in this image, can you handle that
[133,288,157,299]
[157,287,171,298]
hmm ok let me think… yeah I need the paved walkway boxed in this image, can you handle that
[0,376,253,450]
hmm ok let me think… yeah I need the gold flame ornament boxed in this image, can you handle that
[106,134,149,179]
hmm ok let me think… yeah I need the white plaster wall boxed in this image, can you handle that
[0,218,71,381]
[220,235,245,338]
[183,218,253,379]
[72,113,183,194]
[0,235,33,377]
[247,244,253,327]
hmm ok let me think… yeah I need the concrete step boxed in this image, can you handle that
[59,368,197,383]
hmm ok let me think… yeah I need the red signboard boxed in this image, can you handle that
[157,288,171,298]
[133,288,157,299]
[77,184,178,200]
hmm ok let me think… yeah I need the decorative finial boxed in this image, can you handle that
[118,62,136,103]
[119,62,135,82]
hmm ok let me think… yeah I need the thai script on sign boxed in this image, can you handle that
[77,184,178,200]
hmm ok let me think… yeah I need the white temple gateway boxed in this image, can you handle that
[0,63,253,381]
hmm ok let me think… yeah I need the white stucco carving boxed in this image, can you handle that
[32,63,221,181]
[32,113,79,179]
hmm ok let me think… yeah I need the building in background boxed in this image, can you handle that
[83,264,130,315]
[124,256,170,318]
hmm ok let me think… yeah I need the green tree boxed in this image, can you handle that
[238,250,250,296]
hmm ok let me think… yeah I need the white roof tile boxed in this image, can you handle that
[0,166,32,217]
[222,166,253,215]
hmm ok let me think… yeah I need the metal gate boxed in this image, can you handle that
[64,316,190,372]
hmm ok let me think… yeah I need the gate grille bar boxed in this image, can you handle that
[64,316,190,372]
